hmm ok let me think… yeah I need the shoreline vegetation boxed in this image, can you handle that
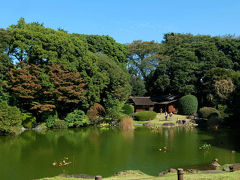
[1,18,240,135]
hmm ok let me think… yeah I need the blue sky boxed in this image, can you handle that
[0,0,239,43]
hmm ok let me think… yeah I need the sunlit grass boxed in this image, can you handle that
[133,113,188,127]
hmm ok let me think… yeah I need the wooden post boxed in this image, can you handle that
[177,168,184,180]
[95,175,102,180]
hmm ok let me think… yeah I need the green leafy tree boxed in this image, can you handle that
[104,95,124,121]
[96,54,131,102]
[0,29,12,102]
[74,34,128,63]
[129,76,146,96]
[127,40,162,80]
[0,101,23,135]
[7,18,124,111]
[146,33,237,100]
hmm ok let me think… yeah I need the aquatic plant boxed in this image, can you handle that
[199,143,211,150]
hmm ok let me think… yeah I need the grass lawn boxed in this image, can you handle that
[41,169,240,180]
[133,113,188,127]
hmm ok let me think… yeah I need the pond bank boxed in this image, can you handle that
[41,165,240,180]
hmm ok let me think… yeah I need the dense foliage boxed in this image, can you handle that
[53,119,68,129]
[135,111,157,121]
[1,18,240,134]
[178,95,198,115]
[0,101,23,135]
[122,104,134,116]
[22,112,36,128]
[64,109,90,127]
[0,18,132,134]
[199,107,220,119]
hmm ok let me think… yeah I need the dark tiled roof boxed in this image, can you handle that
[130,95,178,105]
[131,97,154,105]
[150,95,178,102]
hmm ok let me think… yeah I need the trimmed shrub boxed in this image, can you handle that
[86,103,105,122]
[122,104,134,116]
[64,109,90,127]
[0,101,23,135]
[135,111,157,121]
[119,116,134,130]
[199,107,220,119]
[53,119,68,129]
[22,112,36,129]
[178,95,198,115]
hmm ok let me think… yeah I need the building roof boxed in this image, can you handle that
[150,95,178,104]
[129,95,178,106]
[130,97,154,105]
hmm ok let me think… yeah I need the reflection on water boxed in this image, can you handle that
[0,127,239,180]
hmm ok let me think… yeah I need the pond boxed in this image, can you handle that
[0,127,240,180]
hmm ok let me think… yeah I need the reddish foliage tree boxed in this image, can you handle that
[7,63,87,119]
[7,62,55,117]
[48,65,87,104]
[7,62,42,100]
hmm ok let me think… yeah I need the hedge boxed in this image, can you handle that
[135,111,157,121]
[178,95,198,115]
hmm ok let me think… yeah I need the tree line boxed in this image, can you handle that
[128,33,240,126]
[0,18,131,134]
[1,18,240,134]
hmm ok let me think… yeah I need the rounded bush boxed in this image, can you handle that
[135,111,157,121]
[53,119,68,129]
[178,95,198,115]
[64,109,90,127]
[199,107,220,119]
[122,104,134,116]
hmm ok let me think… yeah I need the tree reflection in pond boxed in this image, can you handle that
[0,127,239,180]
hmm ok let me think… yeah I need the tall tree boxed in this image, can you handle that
[96,54,131,102]
[0,29,12,101]
[127,40,162,80]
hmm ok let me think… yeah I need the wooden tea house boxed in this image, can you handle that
[128,95,178,113]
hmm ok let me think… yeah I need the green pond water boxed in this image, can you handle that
[0,127,240,180]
